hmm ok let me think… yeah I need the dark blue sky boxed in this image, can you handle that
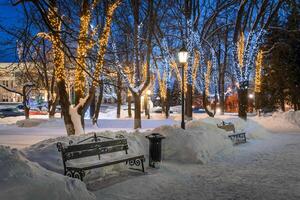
[0,1,24,62]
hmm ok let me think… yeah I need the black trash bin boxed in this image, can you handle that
[146,133,165,168]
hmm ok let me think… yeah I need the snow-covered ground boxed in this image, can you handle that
[0,110,299,199]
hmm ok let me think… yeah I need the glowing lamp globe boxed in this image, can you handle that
[178,46,188,64]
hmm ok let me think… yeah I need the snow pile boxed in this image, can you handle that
[16,119,48,127]
[0,146,95,200]
[252,111,300,133]
[153,122,233,164]
[272,111,300,127]
[24,131,148,181]
[200,117,271,139]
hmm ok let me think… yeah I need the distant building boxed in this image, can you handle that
[0,63,22,102]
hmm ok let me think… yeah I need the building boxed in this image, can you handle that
[0,63,22,102]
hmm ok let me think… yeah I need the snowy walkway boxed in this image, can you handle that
[0,118,178,148]
[93,133,300,200]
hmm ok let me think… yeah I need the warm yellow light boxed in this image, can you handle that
[205,60,212,96]
[147,90,151,95]
[255,50,263,93]
[237,32,244,68]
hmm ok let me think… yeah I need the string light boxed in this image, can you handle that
[93,0,121,87]
[205,60,212,96]
[75,0,95,100]
[255,50,263,93]
[237,31,245,68]
[47,4,66,82]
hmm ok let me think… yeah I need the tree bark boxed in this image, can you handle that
[89,94,96,119]
[128,93,132,118]
[238,88,248,120]
[186,84,193,120]
[92,83,104,125]
[165,88,170,119]
[134,93,141,129]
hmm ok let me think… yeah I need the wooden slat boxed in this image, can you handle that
[67,155,145,171]
[65,145,128,160]
[64,139,127,153]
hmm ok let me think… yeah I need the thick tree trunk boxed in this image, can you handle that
[280,95,285,112]
[255,92,261,111]
[186,84,193,120]
[89,94,96,119]
[203,91,215,117]
[165,89,170,119]
[92,83,104,125]
[48,97,59,119]
[238,88,248,120]
[134,94,141,129]
[24,106,30,119]
[144,93,148,116]
[57,81,75,135]
[128,93,132,118]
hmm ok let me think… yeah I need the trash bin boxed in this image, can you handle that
[146,133,165,168]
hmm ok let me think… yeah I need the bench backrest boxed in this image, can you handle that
[58,139,128,161]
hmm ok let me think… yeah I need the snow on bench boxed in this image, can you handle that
[56,133,145,181]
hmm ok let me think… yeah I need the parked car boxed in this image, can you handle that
[0,108,24,118]
[29,108,48,115]
[193,108,206,113]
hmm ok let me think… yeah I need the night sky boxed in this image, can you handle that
[0,1,24,62]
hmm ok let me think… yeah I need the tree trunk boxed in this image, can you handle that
[165,89,170,119]
[238,88,248,120]
[57,80,75,135]
[203,91,215,117]
[128,93,132,118]
[144,93,148,116]
[92,83,104,125]
[280,95,285,112]
[24,106,30,119]
[134,94,141,129]
[186,84,193,120]
[89,94,96,119]
[49,96,59,119]
[117,75,122,118]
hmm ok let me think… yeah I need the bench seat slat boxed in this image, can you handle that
[65,139,128,153]
[66,154,144,171]
[66,145,128,160]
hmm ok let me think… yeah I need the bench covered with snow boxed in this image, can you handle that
[217,121,246,144]
[217,121,236,132]
[56,134,145,180]
[228,132,246,144]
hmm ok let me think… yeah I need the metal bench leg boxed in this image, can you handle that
[141,159,145,173]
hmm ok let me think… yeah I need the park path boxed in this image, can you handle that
[93,133,300,200]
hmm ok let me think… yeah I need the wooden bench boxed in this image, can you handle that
[217,121,247,144]
[56,133,145,180]
[228,132,246,144]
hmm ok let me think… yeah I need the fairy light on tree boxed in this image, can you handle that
[237,32,245,68]
[75,0,96,104]
[255,50,263,93]
[205,60,212,96]
[93,0,121,87]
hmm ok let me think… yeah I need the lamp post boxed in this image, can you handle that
[178,45,188,129]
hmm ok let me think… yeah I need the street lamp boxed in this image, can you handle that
[178,45,188,129]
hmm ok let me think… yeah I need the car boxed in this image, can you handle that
[193,108,206,113]
[0,108,24,118]
[29,108,48,115]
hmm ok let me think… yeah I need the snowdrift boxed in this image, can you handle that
[272,111,300,127]
[0,146,95,200]
[23,117,270,181]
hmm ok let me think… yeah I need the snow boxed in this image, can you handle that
[0,146,95,200]
[0,111,300,199]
